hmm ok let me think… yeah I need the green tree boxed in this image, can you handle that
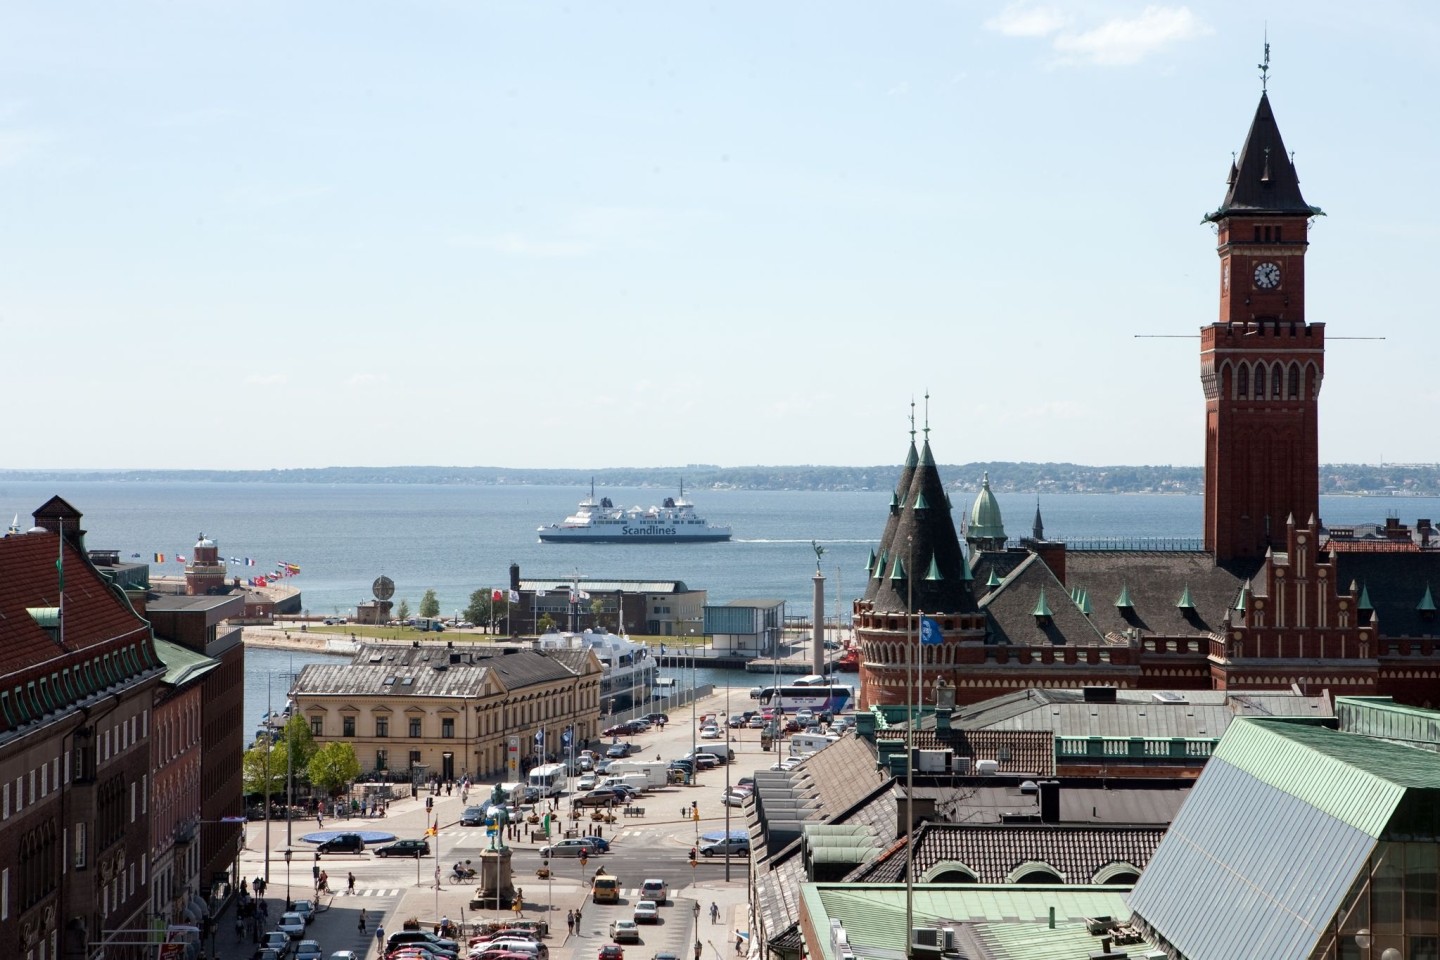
[308,741,361,797]
[242,741,286,798]
[590,597,608,631]
[537,613,557,634]
[397,598,411,622]
[465,589,495,627]
[282,713,317,777]
[420,589,440,618]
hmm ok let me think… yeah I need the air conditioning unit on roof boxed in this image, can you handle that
[911,927,956,954]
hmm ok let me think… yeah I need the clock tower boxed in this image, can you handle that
[1200,89,1325,562]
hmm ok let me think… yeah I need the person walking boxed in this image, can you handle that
[358,908,368,934]
[567,910,575,936]
[376,925,385,955]
[348,871,356,895]
[312,861,321,890]
[710,902,720,925]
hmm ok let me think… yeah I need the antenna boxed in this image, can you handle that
[908,397,915,443]
[1258,28,1270,92]
[923,390,931,442]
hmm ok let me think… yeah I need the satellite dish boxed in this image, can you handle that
[372,576,395,602]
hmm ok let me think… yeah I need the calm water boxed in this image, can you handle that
[3,480,1436,727]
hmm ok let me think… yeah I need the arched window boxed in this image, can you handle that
[1236,363,1249,398]
[1288,364,1301,399]
[1271,362,1283,397]
[1253,365,1266,399]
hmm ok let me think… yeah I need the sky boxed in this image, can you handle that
[2,2,1436,471]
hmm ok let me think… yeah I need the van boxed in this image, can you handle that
[591,872,621,904]
[692,745,735,764]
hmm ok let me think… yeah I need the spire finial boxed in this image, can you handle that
[923,390,931,441]
[909,398,916,443]
[1258,28,1270,92]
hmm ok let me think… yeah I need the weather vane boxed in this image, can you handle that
[1258,29,1270,92]
[812,539,826,572]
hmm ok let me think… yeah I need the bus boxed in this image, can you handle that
[528,763,568,798]
[756,684,854,714]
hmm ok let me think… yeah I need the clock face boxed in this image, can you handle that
[1254,261,1281,289]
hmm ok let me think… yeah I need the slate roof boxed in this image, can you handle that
[977,554,1107,646]
[1205,91,1321,221]
[876,728,1056,776]
[1057,550,1251,638]
[846,821,1163,885]
[295,643,588,700]
[867,438,978,615]
[1333,550,1440,638]
[863,438,918,604]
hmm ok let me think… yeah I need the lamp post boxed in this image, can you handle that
[282,847,293,912]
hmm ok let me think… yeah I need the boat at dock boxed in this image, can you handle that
[533,628,657,710]
[537,481,732,543]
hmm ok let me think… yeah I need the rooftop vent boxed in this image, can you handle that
[911,927,955,956]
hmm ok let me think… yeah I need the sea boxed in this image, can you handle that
[3,479,1437,731]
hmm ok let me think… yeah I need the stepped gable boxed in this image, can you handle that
[977,553,1105,646]
[1205,91,1321,222]
[862,435,918,603]
[1061,552,1251,639]
[868,436,976,614]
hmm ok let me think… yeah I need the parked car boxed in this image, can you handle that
[573,790,620,809]
[597,946,624,960]
[385,931,461,956]
[700,837,750,857]
[603,722,635,737]
[746,715,767,729]
[576,773,599,791]
[609,920,642,944]
[629,719,652,732]
[699,725,721,739]
[644,712,670,725]
[277,912,307,938]
[375,838,431,858]
[605,743,633,758]
[640,878,669,904]
[316,833,365,854]
[633,900,660,924]
[722,790,749,808]
[689,754,718,770]
[586,835,612,853]
[295,941,324,960]
[291,898,316,923]
[461,805,488,826]
[727,714,746,728]
[539,838,599,858]
[262,931,291,955]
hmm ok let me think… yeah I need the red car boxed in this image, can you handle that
[598,946,624,960]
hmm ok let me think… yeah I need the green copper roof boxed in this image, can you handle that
[925,556,942,581]
[1076,589,1092,616]
[889,490,900,509]
[1214,718,1440,838]
[26,607,60,628]
[874,550,887,580]
[1358,583,1373,612]
[1114,583,1134,609]
[958,557,973,582]
[865,550,875,576]
[1032,586,1052,619]
[1235,583,1249,613]
[1177,584,1196,610]
[914,492,930,510]
[986,568,1003,588]
[1419,584,1436,612]
[889,557,906,581]
[968,472,1006,541]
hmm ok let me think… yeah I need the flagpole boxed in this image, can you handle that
[905,536,915,958]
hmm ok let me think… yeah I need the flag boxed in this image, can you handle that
[492,589,503,603]
[920,615,943,646]
[246,558,256,566]
[508,589,520,603]
[568,591,578,605]
[283,562,300,574]
[56,534,64,593]
[534,729,545,749]
[561,727,572,746]
[154,553,165,563]
[578,590,591,600]
[175,554,186,563]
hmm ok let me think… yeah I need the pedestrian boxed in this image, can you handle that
[376,926,385,954]
[567,910,575,935]
[736,933,744,953]
[348,871,356,895]
[316,808,323,828]
[312,862,320,888]
[711,902,720,924]
[358,908,368,934]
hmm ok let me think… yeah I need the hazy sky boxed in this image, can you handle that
[3,3,1435,471]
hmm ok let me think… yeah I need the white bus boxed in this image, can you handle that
[528,762,568,798]
[756,684,854,714]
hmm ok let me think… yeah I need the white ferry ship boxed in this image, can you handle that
[533,628,657,710]
[537,482,732,544]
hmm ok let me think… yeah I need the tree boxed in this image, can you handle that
[590,597,609,631]
[397,598,411,622]
[242,741,286,798]
[465,589,495,627]
[537,613,557,634]
[308,741,361,797]
[282,713,318,778]
[420,589,440,618]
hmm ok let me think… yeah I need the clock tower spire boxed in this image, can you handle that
[1200,62,1326,563]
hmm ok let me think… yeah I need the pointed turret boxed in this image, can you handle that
[1204,92,1322,222]
[1032,500,1045,541]
[863,416,920,602]
[868,432,977,615]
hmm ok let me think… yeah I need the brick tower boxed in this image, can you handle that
[1201,87,1325,562]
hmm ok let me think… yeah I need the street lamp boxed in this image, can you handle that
[282,847,293,911]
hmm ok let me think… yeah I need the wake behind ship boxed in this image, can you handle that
[538,482,732,544]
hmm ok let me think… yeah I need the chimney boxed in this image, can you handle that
[511,563,522,591]
[1038,780,1060,823]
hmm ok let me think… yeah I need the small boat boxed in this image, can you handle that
[538,480,732,544]
[835,648,860,672]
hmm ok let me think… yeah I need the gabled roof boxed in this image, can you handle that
[1204,92,1322,221]
[978,554,1107,646]
[1058,551,1250,639]
[1333,551,1440,637]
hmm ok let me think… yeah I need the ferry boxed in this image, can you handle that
[533,628,657,710]
[537,481,732,544]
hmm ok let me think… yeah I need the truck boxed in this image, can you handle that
[603,760,669,790]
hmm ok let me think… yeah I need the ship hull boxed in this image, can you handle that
[539,530,731,544]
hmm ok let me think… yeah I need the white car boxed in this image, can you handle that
[577,773,598,791]
[699,725,721,740]
[610,919,642,943]
[295,941,324,960]
[633,900,660,924]
[277,912,307,939]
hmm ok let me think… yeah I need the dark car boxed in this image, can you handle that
[460,805,487,826]
[572,790,619,809]
[375,838,431,858]
[643,712,669,725]
[668,759,694,773]
[315,833,365,854]
[602,723,634,737]
[605,743,633,759]
[386,931,460,955]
